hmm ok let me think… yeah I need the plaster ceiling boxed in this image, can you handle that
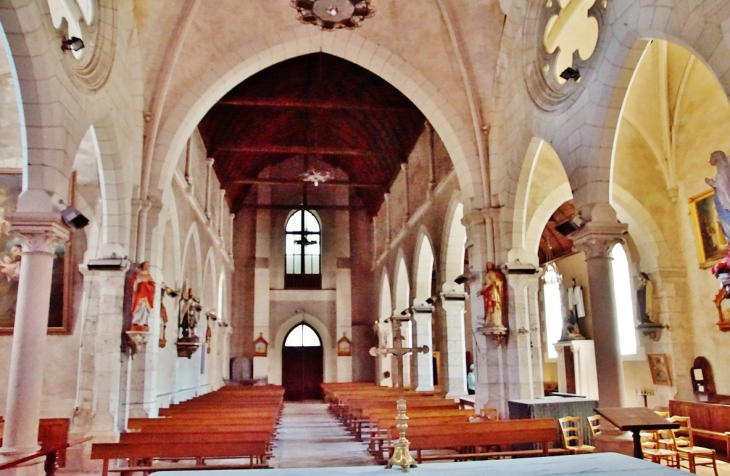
[198,53,426,214]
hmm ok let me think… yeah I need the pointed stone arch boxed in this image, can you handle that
[413,228,435,306]
[441,196,465,294]
[148,29,482,213]
[270,311,335,385]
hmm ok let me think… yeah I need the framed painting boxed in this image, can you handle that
[0,169,73,334]
[689,189,728,267]
[337,333,352,356]
[647,353,673,386]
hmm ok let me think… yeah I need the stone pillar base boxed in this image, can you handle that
[594,428,634,456]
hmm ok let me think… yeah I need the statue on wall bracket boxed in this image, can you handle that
[123,261,155,355]
[476,262,509,346]
[176,287,202,358]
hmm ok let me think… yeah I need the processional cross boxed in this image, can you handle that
[370,315,429,472]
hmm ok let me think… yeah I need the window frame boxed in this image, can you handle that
[285,209,322,289]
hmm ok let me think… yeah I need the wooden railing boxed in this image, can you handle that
[0,437,92,475]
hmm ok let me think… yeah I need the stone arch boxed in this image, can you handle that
[202,248,217,312]
[510,137,545,257]
[560,10,730,216]
[441,196,465,294]
[377,270,394,387]
[218,272,227,323]
[181,221,203,296]
[270,311,335,385]
[393,250,410,313]
[524,182,573,257]
[379,271,393,321]
[492,2,730,224]
[149,29,482,210]
[413,228,435,306]
[86,116,134,255]
[611,184,670,274]
[153,195,183,290]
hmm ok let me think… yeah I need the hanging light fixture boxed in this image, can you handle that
[291,0,375,30]
[300,169,334,186]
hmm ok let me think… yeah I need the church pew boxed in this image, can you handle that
[342,398,459,436]
[91,441,270,475]
[367,412,475,455]
[120,431,273,445]
[382,418,562,464]
[158,407,281,417]
[359,407,472,441]
[127,417,277,431]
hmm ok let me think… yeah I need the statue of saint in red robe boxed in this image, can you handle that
[130,261,155,331]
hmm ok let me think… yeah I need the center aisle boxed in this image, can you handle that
[271,402,377,468]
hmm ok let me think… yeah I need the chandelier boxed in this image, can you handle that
[291,0,375,30]
[301,169,334,186]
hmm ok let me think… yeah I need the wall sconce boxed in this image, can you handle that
[560,67,580,81]
[161,284,179,298]
[206,310,218,321]
[61,37,85,52]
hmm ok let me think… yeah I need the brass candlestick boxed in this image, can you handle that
[386,397,416,471]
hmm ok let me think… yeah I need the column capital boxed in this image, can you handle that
[7,212,70,254]
[570,221,628,259]
[461,208,486,228]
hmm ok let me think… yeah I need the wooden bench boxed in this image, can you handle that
[382,418,561,464]
[91,441,270,475]
[669,400,730,457]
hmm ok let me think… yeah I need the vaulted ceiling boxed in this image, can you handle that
[198,53,426,214]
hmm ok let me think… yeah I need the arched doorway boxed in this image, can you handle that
[282,323,323,401]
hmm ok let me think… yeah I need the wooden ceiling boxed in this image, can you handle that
[539,199,577,265]
[198,53,426,214]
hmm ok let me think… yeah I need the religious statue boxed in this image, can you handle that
[477,263,506,328]
[158,302,168,348]
[637,272,654,324]
[130,261,155,331]
[706,150,730,248]
[205,322,212,354]
[562,278,585,340]
[178,287,201,341]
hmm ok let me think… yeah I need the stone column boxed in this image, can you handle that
[571,221,628,408]
[66,264,128,472]
[252,187,271,380]
[505,265,543,400]
[0,215,69,473]
[440,293,467,397]
[412,306,434,392]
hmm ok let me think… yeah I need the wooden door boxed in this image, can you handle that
[282,345,323,401]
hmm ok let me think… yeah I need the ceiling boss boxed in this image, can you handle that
[291,0,375,30]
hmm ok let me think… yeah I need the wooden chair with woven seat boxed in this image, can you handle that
[558,416,595,454]
[643,429,680,469]
[658,416,690,450]
[672,416,718,476]
[587,415,601,439]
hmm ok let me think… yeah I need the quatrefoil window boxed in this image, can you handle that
[543,0,598,84]
[48,0,95,59]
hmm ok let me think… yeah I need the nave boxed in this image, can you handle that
[271,402,375,469]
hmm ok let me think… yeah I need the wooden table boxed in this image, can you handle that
[595,407,679,459]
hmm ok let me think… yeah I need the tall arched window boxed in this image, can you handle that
[611,244,637,355]
[542,264,563,359]
[285,210,321,289]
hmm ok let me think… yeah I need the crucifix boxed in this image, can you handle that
[370,314,429,472]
